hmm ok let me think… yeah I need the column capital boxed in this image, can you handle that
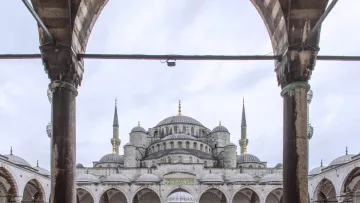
[276,47,318,89]
[281,82,310,97]
[40,43,84,88]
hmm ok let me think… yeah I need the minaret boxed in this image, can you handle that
[178,100,182,116]
[111,99,121,154]
[239,98,248,154]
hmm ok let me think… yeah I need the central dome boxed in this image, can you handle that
[156,115,204,127]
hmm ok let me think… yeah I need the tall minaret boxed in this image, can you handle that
[111,99,121,154]
[239,98,249,154]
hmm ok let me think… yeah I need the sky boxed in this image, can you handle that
[0,0,359,172]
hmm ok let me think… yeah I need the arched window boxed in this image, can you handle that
[152,146,155,153]
[170,142,174,149]
[168,157,172,163]
[200,144,204,152]
[178,141,183,148]
[174,126,178,134]
[204,161,207,167]
[186,141,190,149]
[189,156,193,163]
[191,127,194,135]
[166,127,169,135]
[157,144,160,152]
[170,128,173,135]
[197,159,199,163]
[193,142,197,150]
[209,148,211,153]
[205,146,208,152]
[178,156,182,163]
[163,142,166,150]
[152,161,156,167]
[183,126,186,134]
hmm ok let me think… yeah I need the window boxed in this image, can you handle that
[189,156,193,163]
[168,157,172,163]
[170,142,174,149]
[186,141,190,149]
[178,156,182,163]
[174,126,178,134]
[193,142,197,150]
[204,161,207,167]
[191,127,194,135]
[163,142,166,150]
[200,144,203,152]
[157,144,160,152]
[178,141,183,148]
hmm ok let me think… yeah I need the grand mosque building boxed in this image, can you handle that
[0,95,359,203]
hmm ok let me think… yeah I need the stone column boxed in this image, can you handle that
[276,49,316,203]
[40,43,83,203]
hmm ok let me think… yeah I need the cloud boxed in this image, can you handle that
[0,0,359,172]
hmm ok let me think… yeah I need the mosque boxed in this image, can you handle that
[0,95,359,203]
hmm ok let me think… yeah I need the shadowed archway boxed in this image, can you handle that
[265,188,283,203]
[100,188,127,203]
[21,179,45,203]
[0,167,19,203]
[314,178,338,203]
[133,188,160,203]
[200,188,227,203]
[76,188,94,203]
[232,188,260,203]
[341,167,360,203]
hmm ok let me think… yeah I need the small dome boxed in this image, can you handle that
[99,154,124,163]
[237,154,261,164]
[200,173,224,183]
[131,126,146,133]
[35,166,50,176]
[76,173,99,183]
[212,125,229,133]
[136,173,161,183]
[104,173,130,183]
[167,191,195,203]
[76,163,85,168]
[162,134,198,141]
[309,166,324,176]
[260,173,283,184]
[329,154,354,166]
[3,154,31,167]
[275,163,283,169]
[156,115,204,127]
[228,173,254,183]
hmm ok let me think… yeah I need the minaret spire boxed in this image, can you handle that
[37,160,39,167]
[113,98,119,127]
[178,100,182,116]
[239,97,248,154]
[10,146,13,155]
[320,159,323,167]
[346,146,348,155]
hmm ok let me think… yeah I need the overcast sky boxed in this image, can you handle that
[0,0,359,172]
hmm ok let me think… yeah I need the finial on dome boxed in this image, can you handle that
[10,146,12,155]
[346,146,348,155]
[37,160,39,167]
[219,121,221,126]
[138,121,140,127]
[178,100,182,116]
[320,159,323,167]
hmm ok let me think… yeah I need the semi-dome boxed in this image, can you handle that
[3,154,31,167]
[76,173,99,183]
[309,166,324,176]
[167,191,195,203]
[329,154,354,166]
[212,125,229,133]
[99,154,124,163]
[237,154,261,164]
[131,126,146,133]
[156,115,204,127]
[228,173,255,183]
[136,173,161,183]
[162,134,198,141]
[200,173,224,183]
[104,173,130,183]
[35,166,50,176]
[260,173,283,184]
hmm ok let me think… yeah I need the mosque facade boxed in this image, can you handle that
[0,98,359,203]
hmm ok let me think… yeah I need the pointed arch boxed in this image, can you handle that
[22,179,46,203]
[265,188,283,203]
[340,167,360,202]
[0,166,19,203]
[313,178,338,203]
[131,187,160,203]
[76,188,94,203]
[99,188,127,203]
[231,187,260,203]
[199,187,228,203]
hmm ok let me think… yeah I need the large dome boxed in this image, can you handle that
[329,154,354,166]
[156,115,204,127]
[237,154,261,164]
[162,134,198,141]
[3,154,31,167]
[212,125,229,133]
[99,154,124,163]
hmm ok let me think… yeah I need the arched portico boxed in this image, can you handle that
[231,187,260,203]
[265,188,283,203]
[76,188,94,203]
[132,187,161,203]
[99,188,127,203]
[199,187,228,203]
[340,167,360,203]
[314,178,338,203]
[0,167,19,203]
[21,179,45,203]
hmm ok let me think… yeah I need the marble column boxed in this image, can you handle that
[281,82,310,203]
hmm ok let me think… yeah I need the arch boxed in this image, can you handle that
[0,166,19,203]
[199,187,228,203]
[200,144,204,152]
[99,188,127,203]
[178,141,183,149]
[76,188,94,203]
[340,167,360,202]
[132,187,161,203]
[22,179,46,203]
[170,142,174,149]
[313,178,338,203]
[157,144,160,152]
[186,141,190,149]
[193,142,198,150]
[166,186,194,198]
[231,187,261,203]
[265,188,283,203]
[163,142,167,150]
